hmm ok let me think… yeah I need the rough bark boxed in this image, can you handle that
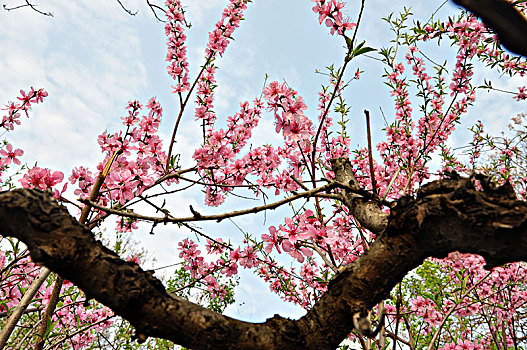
[452,0,527,57]
[0,177,526,349]
[330,157,389,233]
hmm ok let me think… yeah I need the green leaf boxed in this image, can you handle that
[351,41,376,57]
[344,35,353,50]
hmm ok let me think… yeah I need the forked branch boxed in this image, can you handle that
[1,175,525,349]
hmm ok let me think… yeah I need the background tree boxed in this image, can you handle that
[1,0,527,349]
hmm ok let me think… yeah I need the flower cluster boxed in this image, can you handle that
[264,81,313,142]
[1,87,48,131]
[0,254,113,348]
[368,40,476,198]
[165,0,190,94]
[193,0,251,130]
[515,86,527,101]
[401,253,527,348]
[311,0,356,35]
[206,0,250,57]
[177,238,257,299]
[192,100,264,205]
[19,166,66,199]
[69,98,167,231]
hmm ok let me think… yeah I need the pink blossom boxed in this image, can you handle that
[0,143,23,166]
[19,166,64,192]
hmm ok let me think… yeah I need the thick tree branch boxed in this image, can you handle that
[330,157,389,233]
[0,178,526,349]
[452,0,527,57]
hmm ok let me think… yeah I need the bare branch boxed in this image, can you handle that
[2,1,52,16]
[115,0,138,16]
[145,0,167,22]
[79,183,337,224]
[364,110,378,196]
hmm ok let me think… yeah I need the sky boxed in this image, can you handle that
[1,0,526,324]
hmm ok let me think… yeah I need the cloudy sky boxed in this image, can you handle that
[1,0,525,322]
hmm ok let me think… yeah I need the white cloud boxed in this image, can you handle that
[0,1,149,171]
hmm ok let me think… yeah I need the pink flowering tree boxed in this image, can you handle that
[1,0,527,349]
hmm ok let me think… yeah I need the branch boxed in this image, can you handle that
[330,157,389,233]
[452,0,527,57]
[0,306,44,318]
[115,0,138,16]
[0,177,526,349]
[2,1,53,16]
[364,110,378,196]
[79,183,337,224]
[0,268,51,348]
[145,0,167,22]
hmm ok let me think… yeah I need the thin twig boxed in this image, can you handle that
[175,174,262,188]
[402,315,416,350]
[291,175,310,191]
[80,183,337,224]
[385,330,412,347]
[33,150,120,349]
[115,0,137,16]
[0,268,51,349]
[46,315,115,349]
[310,243,338,273]
[382,168,401,201]
[145,0,167,22]
[311,0,367,167]
[427,0,449,22]
[79,149,122,224]
[3,1,53,16]
[426,271,492,350]
[0,306,43,318]
[166,53,215,171]
[33,276,63,350]
[364,110,378,196]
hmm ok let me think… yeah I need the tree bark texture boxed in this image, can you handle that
[0,176,526,349]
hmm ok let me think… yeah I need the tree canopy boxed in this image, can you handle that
[1,0,527,349]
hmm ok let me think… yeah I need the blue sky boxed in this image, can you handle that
[1,0,526,322]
